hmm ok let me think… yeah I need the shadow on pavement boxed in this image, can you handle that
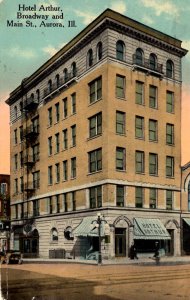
[0,267,121,300]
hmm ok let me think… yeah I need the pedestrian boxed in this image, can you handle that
[130,243,138,260]
[153,241,160,258]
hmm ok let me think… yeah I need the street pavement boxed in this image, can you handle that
[1,260,190,299]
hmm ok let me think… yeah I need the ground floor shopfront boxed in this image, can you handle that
[10,209,187,260]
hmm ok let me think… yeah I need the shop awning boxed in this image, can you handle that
[73,216,105,237]
[134,218,171,240]
[183,218,190,226]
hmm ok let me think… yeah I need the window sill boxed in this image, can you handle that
[87,170,102,176]
[116,96,126,101]
[136,172,145,175]
[54,151,60,155]
[116,133,126,137]
[47,125,52,129]
[149,140,158,143]
[135,137,145,140]
[166,176,175,179]
[71,177,76,180]
[70,145,76,148]
[166,143,175,147]
[149,174,158,177]
[116,169,126,172]
[54,121,60,125]
[62,148,68,152]
[88,98,102,107]
[87,134,102,141]
[48,183,53,186]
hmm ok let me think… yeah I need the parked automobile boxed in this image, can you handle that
[0,250,22,264]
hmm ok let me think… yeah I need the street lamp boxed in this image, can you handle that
[91,213,109,265]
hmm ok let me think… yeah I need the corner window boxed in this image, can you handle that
[166,91,174,113]
[166,190,173,210]
[89,77,102,104]
[63,68,68,82]
[89,112,102,138]
[149,85,157,108]
[14,106,18,119]
[87,49,93,67]
[149,153,158,176]
[135,187,144,208]
[116,40,125,61]
[71,62,77,77]
[166,60,174,78]
[166,156,174,177]
[71,93,76,114]
[48,165,53,185]
[55,102,60,123]
[71,157,76,179]
[116,75,125,98]
[135,151,144,174]
[55,74,60,88]
[135,81,144,105]
[55,133,60,153]
[116,185,125,207]
[89,186,102,208]
[116,111,125,135]
[97,42,103,61]
[135,116,144,139]
[166,123,174,145]
[149,119,158,142]
[116,147,126,171]
[48,79,52,93]
[89,148,102,173]
[149,188,157,209]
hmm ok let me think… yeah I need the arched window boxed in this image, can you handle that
[149,53,157,70]
[36,89,40,102]
[71,62,77,77]
[188,182,190,211]
[19,101,23,112]
[135,48,144,65]
[116,40,125,61]
[97,42,103,61]
[166,60,174,78]
[48,79,52,92]
[14,106,18,119]
[51,228,58,241]
[55,74,60,88]
[87,49,93,67]
[63,68,68,83]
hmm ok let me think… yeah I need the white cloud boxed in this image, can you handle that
[74,10,96,25]
[42,42,66,57]
[9,47,36,58]
[0,0,4,4]
[140,0,179,17]
[182,40,190,52]
[142,15,154,25]
[110,0,127,14]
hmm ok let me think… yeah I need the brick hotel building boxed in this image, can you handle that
[6,9,189,259]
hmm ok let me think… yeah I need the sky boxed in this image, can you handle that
[0,0,190,174]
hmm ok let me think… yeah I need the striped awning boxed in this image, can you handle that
[134,218,171,240]
[73,216,105,237]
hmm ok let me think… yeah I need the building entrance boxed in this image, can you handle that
[115,228,126,257]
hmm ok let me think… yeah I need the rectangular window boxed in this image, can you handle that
[89,186,102,208]
[116,75,125,98]
[32,144,40,162]
[166,156,174,177]
[149,119,158,141]
[63,98,68,118]
[19,126,24,142]
[48,166,53,185]
[71,125,76,147]
[14,129,17,144]
[149,188,157,209]
[116,147,126,171]
[33,200,39,217]
[135,81,144,105]
[71,93,76,114]
[48,107,52,126]
[135,116,144,139]
[135,151,144,173]
[33,171,40,189]
[135,187,143,208]
[14,178,18,194]
[63,193,68,212]
[116,111,125,135]
[89,76,102,103]
[166,91,174,113]
[149,153,158,175]
[71,157,76,179]
[14,154,18,170]
[166,190,173,210]
[20,151,23,168]
[63,129,68,150]
[48,136,52,156]
[89,148,102,173]
[89,112,102,138]
[116,185,125,207]
[56,195,60,213]
[63,160,68,181]
[71,192,76,211]
[20,176,24,193]
[149,85,157,108]
[166,123,174,145]
[55,133,60,153]
[49,196,52,214]
[55,102,60,123]
[32,116,39,133]
[55,163,60,183]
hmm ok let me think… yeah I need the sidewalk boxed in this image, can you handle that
[22,255,190,266]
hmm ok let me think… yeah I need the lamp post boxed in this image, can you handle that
[91,213,109,265]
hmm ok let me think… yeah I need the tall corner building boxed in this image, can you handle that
[6,9,188,259]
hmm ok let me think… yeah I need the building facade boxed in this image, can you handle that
[6,9,188,260]
[0,174,10,251]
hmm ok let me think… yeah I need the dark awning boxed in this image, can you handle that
[73,216,105,237]
[183,218,190,227]
[134,218,171,240]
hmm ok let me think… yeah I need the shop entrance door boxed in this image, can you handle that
[115,228,126,257]
[165,229,174,256]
